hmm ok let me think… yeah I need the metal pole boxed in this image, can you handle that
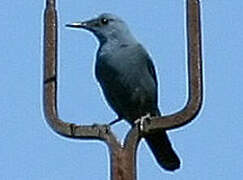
[42,0,203,179]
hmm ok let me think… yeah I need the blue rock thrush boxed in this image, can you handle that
[66,13,180,171]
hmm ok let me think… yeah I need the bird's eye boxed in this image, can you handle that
[101,18,109,25]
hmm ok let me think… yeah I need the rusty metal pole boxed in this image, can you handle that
[109,127,140,180]
[42,0,203,180]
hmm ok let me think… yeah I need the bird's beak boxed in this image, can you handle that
[66,19,99,30]
[66,22,88,28]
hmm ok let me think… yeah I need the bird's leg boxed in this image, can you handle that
[109,117,122,126]
[134,113,151,131]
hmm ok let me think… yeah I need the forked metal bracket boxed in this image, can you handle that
[43,0,203,179]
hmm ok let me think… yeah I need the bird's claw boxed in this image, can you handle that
[134,113,151,131]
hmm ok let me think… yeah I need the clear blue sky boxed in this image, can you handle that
[1,1,243,179]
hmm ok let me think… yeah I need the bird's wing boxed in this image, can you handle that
[136,44,161,116]
[146,56,158,87]
[136,44,158,88]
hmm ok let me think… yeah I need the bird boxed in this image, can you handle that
[66,13,180,171]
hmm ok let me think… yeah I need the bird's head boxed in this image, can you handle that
[66,13,135,44]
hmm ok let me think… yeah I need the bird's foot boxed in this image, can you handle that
[134,113,151,131]
[108,117,122,126]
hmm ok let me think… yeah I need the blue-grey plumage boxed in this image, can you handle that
[66,13,180,171]
[96,42,160,122]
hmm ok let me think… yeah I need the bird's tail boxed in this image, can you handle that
[145,130,180,171]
